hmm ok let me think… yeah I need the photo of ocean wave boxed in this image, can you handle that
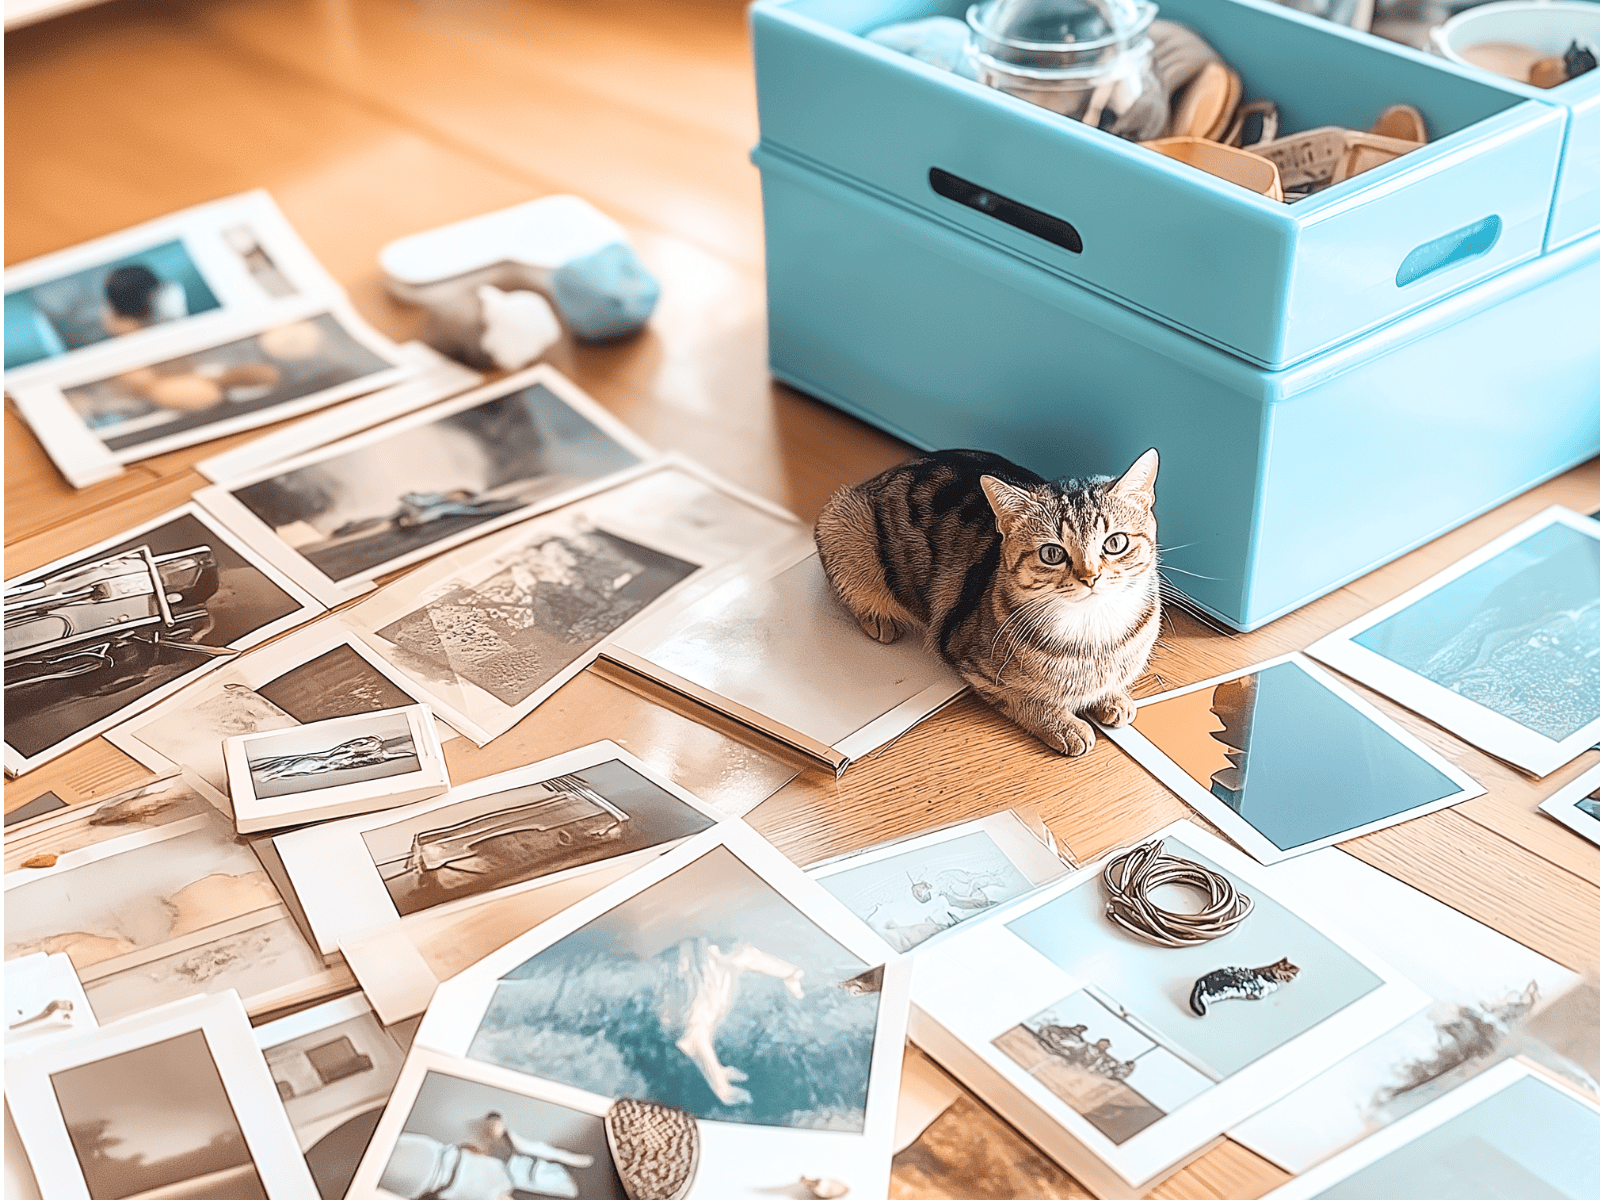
[466,844,882,1129]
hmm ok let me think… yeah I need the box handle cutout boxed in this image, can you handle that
[930,168,1083,254]
[1395,215,1501,288]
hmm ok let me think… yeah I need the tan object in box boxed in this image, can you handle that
[1253,127,1422,192]
[1143,136,1285,200]
[1529,54,1570,88]
[1460,39,1545,81]
[1168,61,1242,140]
[1369,102,1428,143]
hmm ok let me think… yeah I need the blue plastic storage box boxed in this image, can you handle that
[754,146,1600,630]
[752,0,1566,368]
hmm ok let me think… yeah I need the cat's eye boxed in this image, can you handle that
[1038,543,1067,565]
[1104,533,1130,555]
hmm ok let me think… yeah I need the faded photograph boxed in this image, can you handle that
[244,710,419,799]
[376,529,695,706]
[817,831,1033,952]
[5,511,306,761]
[994,987,1213,1144]
[1352,521,1600,741]
[63,313,393,453]
[256,644,419,721]
[229,384,644,582]
[265,1011,405,1200]
[360,759,716,917]
[1130,662,1462,852]
[52,1029,269,1200]
[468,844,883,1129]
[891,1094,1082,1199]
[5,239,221,370]
[3,776,222,874]
[379,1071,623,1200]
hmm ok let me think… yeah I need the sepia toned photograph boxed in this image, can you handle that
[467,842,883,1129]
[3,774,222,875]
[5,504,321,776]
[257,643,422,721]
[377,1069,624,1200]
[361,757,718,917]
[215,375,650,587]
[891,1093,1087,1200]
[243,710,420,800]
[53,1029,270,1200]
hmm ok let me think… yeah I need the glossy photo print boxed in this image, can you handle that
[1308,507,1600,776]
[1537,760,1600,851]
[242,709,420,800]
[1105,654,1483,863]
[4,504,322,776]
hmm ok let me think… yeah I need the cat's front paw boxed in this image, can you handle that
[1040,715,1096,757]
[858,612,905,644]
[1086,692,1137,728]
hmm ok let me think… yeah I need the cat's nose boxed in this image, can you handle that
[1076,571,1100,588]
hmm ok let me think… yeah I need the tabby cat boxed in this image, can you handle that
[815,448,1160,756]
[1189,958,1301,1016]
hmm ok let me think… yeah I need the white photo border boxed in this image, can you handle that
[1536,759,1600,851]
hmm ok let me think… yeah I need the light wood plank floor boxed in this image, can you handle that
[8,3,1598,1197]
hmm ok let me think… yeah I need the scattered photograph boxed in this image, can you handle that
[52,1029,271,1200]
[1537,761,1600,851]
[1107,654,1482,862]
[5,790,69,827]
[361,757,718,917]
[199,367,654,592]
[258,998,407,1200]
[243,710,421,800]
[891,1093,1084,1200]
[4,504,322,776]
[467,842,883,1129]
[376,1069,624,1200]
[3,774,222,874]
[605,542,965,771]
[1307,506,1600,776]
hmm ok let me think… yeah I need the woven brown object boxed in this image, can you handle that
[1101,839,1253,948]
[605,1098,699,1200]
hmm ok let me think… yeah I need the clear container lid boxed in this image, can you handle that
[967,0,1157,60]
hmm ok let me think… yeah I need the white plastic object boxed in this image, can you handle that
[380,195,628,287]
[1431,0,1600,69]
[477,285,562,370]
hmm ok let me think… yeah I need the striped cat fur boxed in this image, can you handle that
[815,448,1160,756]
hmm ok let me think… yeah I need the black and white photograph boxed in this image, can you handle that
[242,710,421,800]
[192,366,655,597]
[4,503,322,776]
[374,1069,624,1200]
[258,996,407,1200]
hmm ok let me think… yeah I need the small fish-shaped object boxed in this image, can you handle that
[1189,957,1300,1016]
[20,854,58,870]
[606,1097,699,1200]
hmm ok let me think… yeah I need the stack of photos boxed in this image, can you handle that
[806,811,1075,954]
[909,821,1426,1200]
[5,190,337,386]
[4,774,225,875]
[399,821,911,1197]
[603,540,967,774]
[6,952,95,1048]
[1538,762,1600,850]
[5,803,350,1023]
[4,503,324,776]
[1103,654,1483,864]
[192,365,660,604]
[5,992,319,1200]
[1255,1059,1600,1200]
[10,300,415,491]
[224,705,450,834]
[1307,507,1600,777]
[273,741,725,965]
[1229,842,1577,1173]
[340,461,801,744]
[105,622,453,800]
[255,996,408,1200]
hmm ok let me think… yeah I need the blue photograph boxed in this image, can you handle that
[467,844,883,1130]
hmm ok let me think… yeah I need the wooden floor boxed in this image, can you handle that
[7,3,1599,1197]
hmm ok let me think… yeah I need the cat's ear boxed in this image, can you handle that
[981,476,1039,536]
[1106,449,1158,509]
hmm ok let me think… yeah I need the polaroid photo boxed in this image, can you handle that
[255,995,408,1200]
[1229,843,1577,1174]
[1306,507,1600,777]
[4,502,324,777]
[603,539,967,775]
[807,811,1075,954]
[341,460,800,745]
[4,773,225,875]
[192,364,661,604]
[3,189,338,388]
[5,804,351,1023]
[10,299,415,490]
[411,820,912,1198]
[225,705,450,834]
[909,820,1427,1200]
[105,620,457,800]
[6,953,96,1049]
[5,990,320,1200]
[343,1049,630,1200]
[1537,760,1600,851]
[196,341,482,483]
[272,739,724,959]
[1257,1059,1600,1200]
[1102,653,1484,864]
